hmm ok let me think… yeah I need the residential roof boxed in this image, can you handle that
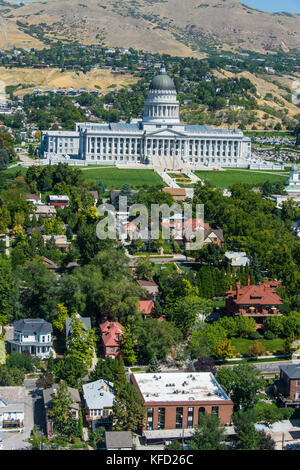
[137,279,159,289]
[105,431,133,449]
[100,321,123,347]
[12,319,53,335]
[0,386,26,405]
[204,228,224,242]
[65,314,91,337]
[26,193,40,201]
[82,380,114,410]
[280,364,300,379]
[139,300,154,315]
[226,281,282,306]
[162,188,186,196]
[43,385,81,410]
[131,372,231,403]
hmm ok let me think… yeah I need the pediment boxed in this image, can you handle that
[145,128,187,138]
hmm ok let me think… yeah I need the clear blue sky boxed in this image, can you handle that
[242,0,300,14]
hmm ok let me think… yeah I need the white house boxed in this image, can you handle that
[0,387,25,429]
[8,319,53,359]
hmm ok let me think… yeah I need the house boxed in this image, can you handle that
[105,431,133,450]
[42,235,70,251]
[162,188,187,201]
[226,280,282,327]
[82,380,114,430]
[100,321,124,359]
[225,251,250,268]
[7,319,53,359]
[65,314,91,339]
[137,280,159,301]
[131,372,233,438]
[25,193,42,205]
[41,257,58,273]
[139,300,155,318]
[46,195,70,208]
[277,364,300,409]
[0,387,25,429]
[43,385,81,437]
[203,228,224,247]
[32,204,56,219]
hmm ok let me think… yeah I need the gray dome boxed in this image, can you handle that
[149,72,176,91]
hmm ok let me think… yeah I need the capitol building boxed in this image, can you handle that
[40,69,251,169]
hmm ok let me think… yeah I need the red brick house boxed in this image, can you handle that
[100,321,124,359]
[277,365,300,408]
[131,372,233,435]
[226,280,282,326]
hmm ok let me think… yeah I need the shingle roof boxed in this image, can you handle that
[280,364,300,379]
[65,314,91,337]
[13,319,52,335]
[105,431,133,449]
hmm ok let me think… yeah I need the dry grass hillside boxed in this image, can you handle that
[0,0,300,55]
[0,67,139,96]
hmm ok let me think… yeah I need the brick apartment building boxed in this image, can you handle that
[226,280,282,326]
[131,372,233,435]
[277,364,300,408]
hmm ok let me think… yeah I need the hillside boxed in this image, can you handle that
[0,0,300,55]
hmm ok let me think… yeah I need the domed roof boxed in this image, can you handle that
[149,70,176,91]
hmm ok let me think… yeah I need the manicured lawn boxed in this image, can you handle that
[231,337,285,356]
[194,169,287,189]
[81,168,164,188]
[3,166,27,177]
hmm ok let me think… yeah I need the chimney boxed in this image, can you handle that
[236,282,240,297]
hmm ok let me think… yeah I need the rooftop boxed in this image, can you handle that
[280,364,300,379]
[82,380,114,410]
[105,431,133,449]
[132,372,231,403]
[12,319,52,335]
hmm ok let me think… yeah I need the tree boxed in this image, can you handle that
[113,383,145,432]
[190,323,227,359]
[193,357,216,375]
[233,409,260,450]
[0,256,14,322]
[0,364,24,386]
[248,340,266,357]
[120,325,137,366]
[48,381,79,440]
[167,296,210,337]
[147,356,161,373]
[258,431,276,450]
[52,303,69,333]
[255,402,293,426]
[213,338,235,359]
[189,413,227,450]
[26,425,49,450]
[65,313,96,371]
[135,257,155,281]
[216,363,265,411]
[164,440,183,450]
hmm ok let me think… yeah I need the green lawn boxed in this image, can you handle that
[194,169,287,189]
[81,168,164,188]
[231,337,285,356]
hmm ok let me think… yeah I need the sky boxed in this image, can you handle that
[242,0,300,14]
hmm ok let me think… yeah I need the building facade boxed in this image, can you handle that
[226,280,282,326]
[40,69,251,169]
[8,319,53,359]
[277,365,300,408]
[131,372,233,434]
[82,380,114,429]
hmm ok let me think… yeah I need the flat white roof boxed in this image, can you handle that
[132,372,230,403]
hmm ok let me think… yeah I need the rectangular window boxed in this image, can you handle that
[147,408,153,430]
[158,408,165,430]
[212,406,219,416]
[187,407,194,428]
[176,407,183,429]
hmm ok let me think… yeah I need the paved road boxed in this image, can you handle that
[224,360,300,374]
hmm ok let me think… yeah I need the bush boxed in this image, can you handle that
[6,352,39,372]
[249,332,261,340]
[248,341,266,357]
[264,330,275,340]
